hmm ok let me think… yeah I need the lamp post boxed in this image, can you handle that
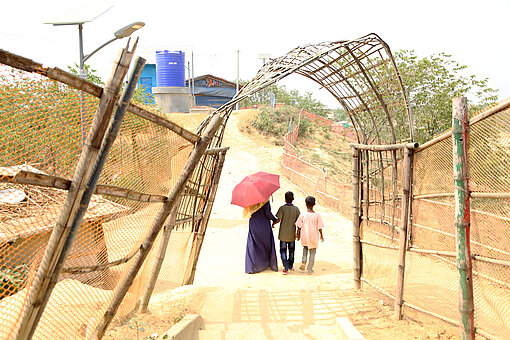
[46,15,144,144]
[79,22,145,78]
[77,22,144,144]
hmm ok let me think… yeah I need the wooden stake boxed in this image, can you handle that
[138,196,182,313]
[352,147,362,289]
[452,97,475,339]
[182,150,227,285]
[390,149,398,243]
[394,146,413,320]
[15,44,136,340]
[364,150,370,227]
[95,114,223,339]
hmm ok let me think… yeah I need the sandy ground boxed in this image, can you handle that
[104,111,459,339]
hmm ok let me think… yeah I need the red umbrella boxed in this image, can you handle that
[231,171,280,208]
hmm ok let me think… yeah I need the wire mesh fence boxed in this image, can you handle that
[279,94,510,339]
[355,98,510,339]
[281,109,353,216]
[0,48,212,338]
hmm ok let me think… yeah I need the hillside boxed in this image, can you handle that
[237,106,353,183]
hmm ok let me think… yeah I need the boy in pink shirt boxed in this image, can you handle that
[296,196,324,274]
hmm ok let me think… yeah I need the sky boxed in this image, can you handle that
[1,0,509,108]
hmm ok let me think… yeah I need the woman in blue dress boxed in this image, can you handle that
[244,200,278,274]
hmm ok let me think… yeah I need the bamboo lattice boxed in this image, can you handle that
[1,30,509,340]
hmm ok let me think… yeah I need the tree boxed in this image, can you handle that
[239,82,328,116]
[333,108,348,122]
[395,50,499,143]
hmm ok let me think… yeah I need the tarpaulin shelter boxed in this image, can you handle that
[187,74,237,108]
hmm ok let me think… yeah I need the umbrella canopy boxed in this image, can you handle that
[231,171,280,208]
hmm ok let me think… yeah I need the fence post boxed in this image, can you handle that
[95,114,224,339]
[15,45,137,340]
[352,147,362,289]
[363,150,370,225]
[452,97,475,339]
[394,145,413,319]
[182,150,228,285]
[138,196,183,313]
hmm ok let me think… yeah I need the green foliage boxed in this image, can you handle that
[333,108,348,122]
[395,50,499,143]
[240,81,328,116]
[68,63,157,107]
[251,105,301,137]
[172,309,186,323]
[67,63,105,86]
[298,117,312,137]
[0,264,29,298]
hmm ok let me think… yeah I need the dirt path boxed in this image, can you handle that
[104,110,459,339]
[185,111,457,339]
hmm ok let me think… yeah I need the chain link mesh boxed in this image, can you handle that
[358,99,510,338]
[0,63,193,339]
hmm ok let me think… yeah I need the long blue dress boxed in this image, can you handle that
[245,201,278,274]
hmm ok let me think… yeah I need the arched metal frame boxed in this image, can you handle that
[199,33,413,146]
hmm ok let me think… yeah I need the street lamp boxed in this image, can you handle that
[46,10,144,145]
[80,22,145,77]
[45,6,144,76]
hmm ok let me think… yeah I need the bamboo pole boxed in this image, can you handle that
[204,146,230,155]
[138,196,183,313]
[350,142,418,151]
[1,170,167,203]
[182,150,227,285]
[452,97,475,339]
[394,146,413,320]
[352,147,362,289]
[126,103,200,144]
[15,44,137,340]
[407,147,415,248]
[361,240,399,251]
[95,114,223,339]
[414,192,510,200]
[62,249,139,274]
[0,49,103,97]
[377,150,385,223]
[364,150,370,228]
[390,149,398,242]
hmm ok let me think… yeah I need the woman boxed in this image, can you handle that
[244,200,278,274]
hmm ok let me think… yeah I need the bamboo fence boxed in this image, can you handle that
[353,97,510,340]
[224,33,510,339]
[2,31,510,340]
[0,42,222,339]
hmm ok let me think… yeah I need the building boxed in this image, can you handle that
[186,75,237,109]
[137,64,156,104]
[138,64,237,111]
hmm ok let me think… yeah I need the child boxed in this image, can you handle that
[296,196,324,274]
[273,191,300,275]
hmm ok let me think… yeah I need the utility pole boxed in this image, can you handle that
[236,50,240,110]
[258,54,270,107]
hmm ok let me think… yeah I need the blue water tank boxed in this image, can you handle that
[155,50,185,87]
